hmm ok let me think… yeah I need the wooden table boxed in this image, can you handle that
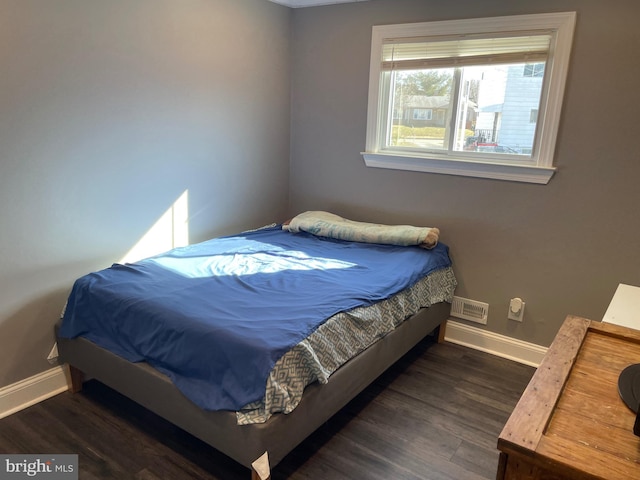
[497,315,640,480]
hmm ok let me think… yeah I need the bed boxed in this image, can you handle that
[56,211,457,477]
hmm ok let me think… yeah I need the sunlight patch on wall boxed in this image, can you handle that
[119,190,189,264]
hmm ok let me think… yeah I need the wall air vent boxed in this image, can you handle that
[450,296,489,325]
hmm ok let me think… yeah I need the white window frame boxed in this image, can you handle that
[362,12,576,184]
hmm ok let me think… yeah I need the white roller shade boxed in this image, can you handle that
[381,33,552,71]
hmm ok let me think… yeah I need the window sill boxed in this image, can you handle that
[361,152,555,184]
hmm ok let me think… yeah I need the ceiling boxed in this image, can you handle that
[268,0,369,7]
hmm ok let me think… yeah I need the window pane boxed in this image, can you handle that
[388,68,454,150]
[454,63,544,157]
[523,62,545,77]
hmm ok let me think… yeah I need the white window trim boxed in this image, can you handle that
[362,12,576,184]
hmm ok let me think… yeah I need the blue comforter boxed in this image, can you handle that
[59,226,451,411]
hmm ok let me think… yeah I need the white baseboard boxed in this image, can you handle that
[0,366,70,420]
[444,319,547,367]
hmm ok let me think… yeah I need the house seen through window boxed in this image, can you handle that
[363,13,576,184]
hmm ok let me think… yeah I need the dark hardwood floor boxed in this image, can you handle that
[0,338,534,479]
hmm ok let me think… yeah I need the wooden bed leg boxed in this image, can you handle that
[437,320,448,343]
[251,452,270,480]
[66,365,85,393]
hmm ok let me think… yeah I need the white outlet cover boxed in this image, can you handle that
[508,300,525,321]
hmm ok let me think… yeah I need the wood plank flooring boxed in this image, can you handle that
[0,339,534,479]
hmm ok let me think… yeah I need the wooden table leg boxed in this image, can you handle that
[67,365,85,393]
[438,320,448,343]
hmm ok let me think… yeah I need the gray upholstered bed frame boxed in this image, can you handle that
[56,301,449,476]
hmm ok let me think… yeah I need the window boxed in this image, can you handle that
[530,108,539,124]
[412,108,433,121]
[524,63,545,78]
[363,12,576,184]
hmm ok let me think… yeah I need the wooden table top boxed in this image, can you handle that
[498,315,640,480]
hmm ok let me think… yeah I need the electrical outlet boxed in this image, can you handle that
[508,298,525,322]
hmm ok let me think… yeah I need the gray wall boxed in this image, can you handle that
[0,0,291,388]
[289,0,640,347]
[4,0,639,391]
